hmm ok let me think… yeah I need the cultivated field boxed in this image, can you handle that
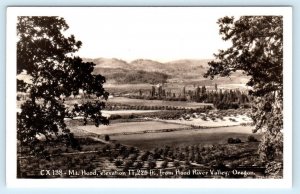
[111,126,259,150]
[102,110,160,117]
[76,121,189,135]
[108,97,213,109]
[17,59,271,179]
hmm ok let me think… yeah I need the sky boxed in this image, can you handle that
[60,7,237,62]
[12,7,285,62]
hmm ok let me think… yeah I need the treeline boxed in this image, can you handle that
[128,85,251,110]
[192,86,251,109]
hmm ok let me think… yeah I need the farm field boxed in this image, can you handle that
[160,114,252,127]
[18,135,264,179]
[102,110,160,117]
[17,64,267,179]
[108,97,213,109]
[15,13,284,180]
[75,121,189,135]
[19,103,269,179]
[111,126,260,150]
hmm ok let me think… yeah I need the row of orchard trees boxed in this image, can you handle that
[137,84,250,109]
[17,15,284,174]
[192,86,251,109]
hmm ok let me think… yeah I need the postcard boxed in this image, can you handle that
[6,7,292,188]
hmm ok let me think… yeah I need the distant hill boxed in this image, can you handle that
[83,58,210,72]
[93,67,169,84]
[16,58,249,93]
[83,57,128,69]
[130,59,166,72]
[82,57,249,86]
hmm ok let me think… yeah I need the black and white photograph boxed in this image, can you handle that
[6,7,292,188]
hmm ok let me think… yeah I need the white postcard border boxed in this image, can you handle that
[6,7,293,188]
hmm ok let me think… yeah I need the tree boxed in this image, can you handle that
[17,16,109,157]
[204,16,283,162]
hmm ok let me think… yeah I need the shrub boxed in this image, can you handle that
[129,146,136,154]
[153,152,161,160]
[104,135,110,141]
[227,137,242,144]
[216,102,240,110]
[227,138,234,144]
[135,161,144,169]
[114,143,121,149]
[201,116,208,121]
[241,103,251,109]
[185,160,191,166]
[161,160,168,168]
[173,161,180,167]
[125,160,134,168]
[195,155,202,164]
[179,153,185,161]
[109,114,122,120]
[189,154,195,162]
[248,135,258,142]
[130,154,138,161]
[229,118,237,122]
[115,160,123,166]
[141,153,149,161]
[240,122,249,126]
[122,150,130,159]
[102,144,111,152]
[148,161,156,169]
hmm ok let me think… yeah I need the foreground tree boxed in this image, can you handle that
[204,16,283,164]
[17,16,109,157]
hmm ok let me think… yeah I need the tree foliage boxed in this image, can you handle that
[204,16,283,162]
[17,16,109,157]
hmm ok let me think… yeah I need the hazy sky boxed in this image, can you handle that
[13,7,285,62]
[61,7,238,62]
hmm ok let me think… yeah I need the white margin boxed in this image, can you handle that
[6,7,293,188]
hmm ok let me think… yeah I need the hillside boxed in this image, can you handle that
[82,57,249,86]
[83,58,210,73]
[130,59,166,72]
[83,57,128,69]
[93,67,169,84]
